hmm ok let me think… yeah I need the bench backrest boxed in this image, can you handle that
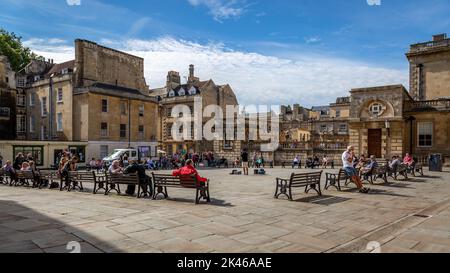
[375,165,387,174]
[69,171,95,183]
[178,174,198,188]
[110,173,140,184]
[38,170,60,179]
[16,170,36,179]
[152,173,183,187]
[289,171,322,187]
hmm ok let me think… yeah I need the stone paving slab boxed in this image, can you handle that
[0,167,450,253]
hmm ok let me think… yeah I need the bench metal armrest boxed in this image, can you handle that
[276,177,288,182]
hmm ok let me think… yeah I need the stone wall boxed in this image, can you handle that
[79,93,158,142]
[408,49,450,100]
[75,39,148,93]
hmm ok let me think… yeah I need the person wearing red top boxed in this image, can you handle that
[403,153,414,166]
[172,159,208,183]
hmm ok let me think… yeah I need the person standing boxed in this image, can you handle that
[241,149,249,176]
[13,153,25,170]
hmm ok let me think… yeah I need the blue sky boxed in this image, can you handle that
[1,0,449,106]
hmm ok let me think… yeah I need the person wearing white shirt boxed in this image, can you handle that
[342,146,370,194]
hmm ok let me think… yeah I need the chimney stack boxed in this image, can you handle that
[189,64,194,79]
[433,33,447,42]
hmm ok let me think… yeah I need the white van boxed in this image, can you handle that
[103,148,139,166]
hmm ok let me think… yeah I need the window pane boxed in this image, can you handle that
[418,122,433,147]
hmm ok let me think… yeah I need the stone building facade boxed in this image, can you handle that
[277,97,350,163]
[150,65,239,159]
[348,85,410,159]
[1,40,159,167]
[407,33,450,101]
[0,56,17,141]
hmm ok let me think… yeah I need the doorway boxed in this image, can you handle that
[368,129,382,158]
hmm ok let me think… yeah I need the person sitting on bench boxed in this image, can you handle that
[389,155,401,171]
[2,160,16,183]
[342,146,370,194]
[361,155,378,180]
[403,153,414,167]
[172,159,208,183]
[123,160,150,197]
[173,159,208,197]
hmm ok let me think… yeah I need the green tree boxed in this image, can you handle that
[0,28,43,72]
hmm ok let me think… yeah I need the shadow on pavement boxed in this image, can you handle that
[0,200,120,253]
[294,195,352,206]
[153,196,234,207]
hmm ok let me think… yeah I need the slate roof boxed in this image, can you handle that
[45,60,75,77]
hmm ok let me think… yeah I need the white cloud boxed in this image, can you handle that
[187,0,245,22]
[24,37,409,107]
[305,36,321,44]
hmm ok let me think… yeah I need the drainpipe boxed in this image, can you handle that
[417,64,423,100]
[128,97,131,149]
[49,75,54,140]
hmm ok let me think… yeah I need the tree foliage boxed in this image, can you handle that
[0,28,43,72]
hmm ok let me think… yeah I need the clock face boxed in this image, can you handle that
[368,102,385,117]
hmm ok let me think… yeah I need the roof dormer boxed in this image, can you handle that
[188,86,197,95]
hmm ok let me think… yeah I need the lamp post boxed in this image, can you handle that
[385,120,391,137]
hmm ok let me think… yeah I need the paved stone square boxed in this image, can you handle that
[1,167,450,253]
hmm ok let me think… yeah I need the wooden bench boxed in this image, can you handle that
[389,164,408,181]
[151,173,211,204]
[274,171,323,200]
[325,169,350,191]
[65,171,91,192]
[36,170,61,189]
[371,165,388,184]
[107,173,148,198]
[15,171,37,187]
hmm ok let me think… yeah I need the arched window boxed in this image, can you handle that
[369,102,384,117]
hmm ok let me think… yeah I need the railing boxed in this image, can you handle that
[404,99,450,112]
[279,143,310,150]
[409,39,450,53]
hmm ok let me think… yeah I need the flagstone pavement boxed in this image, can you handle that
[1,167,449,253]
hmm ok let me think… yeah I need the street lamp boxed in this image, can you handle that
[385,120,391,137]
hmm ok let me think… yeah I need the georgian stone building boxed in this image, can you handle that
[349,34,450,164]
[1,40,159,167]
[277,97,350,163]
[278,34,450,165]
[150,65,239,157]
